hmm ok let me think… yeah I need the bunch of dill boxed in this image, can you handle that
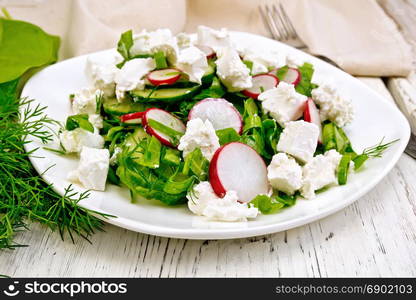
[0,79,110,250]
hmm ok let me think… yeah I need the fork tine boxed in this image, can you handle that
[260,4,281,40]
[279,2,298,39]
[272,3,290,40]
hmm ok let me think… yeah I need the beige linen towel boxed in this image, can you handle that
[3,0,186,58]
[280,0,413,76]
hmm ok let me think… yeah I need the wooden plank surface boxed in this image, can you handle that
[1,78,415,277]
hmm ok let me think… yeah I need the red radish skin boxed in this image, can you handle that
[209,142,269,203]
[281,67,301,86]
[242,74,279,100]
[142,108,186,147]
[147,68,181,86]
[304,98,323,143]
[188,98,243,134]
[120,111,144,124]
[196,45,216,59]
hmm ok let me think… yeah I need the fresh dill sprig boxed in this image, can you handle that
[362,138,399,158]
[0,80,112,250]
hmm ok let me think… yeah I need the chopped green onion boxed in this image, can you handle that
[147,118,184,146]
[338,154,352,185]
[154,51,168,69]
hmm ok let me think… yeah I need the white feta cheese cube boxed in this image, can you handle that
[197,25,233,52]
[267,153,302,195]
[277,120,319,163]
[258,82,307,127]
[68,147,110,191]
[187,181,259,222]
[71,87,103,115]
[130,29,179,64]
[176,46,208,84]
[215,47,252,92]
[311,83,354,127]
[85,56,119,98]
[115,57,155,100]
[301,149,342,199]
[59,128,104,153]
[88,114,103,129]
[243,48,286,75]
[178,118,220,161]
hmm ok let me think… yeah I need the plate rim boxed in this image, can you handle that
[21,31,411,240]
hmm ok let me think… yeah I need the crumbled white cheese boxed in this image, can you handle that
[68,147,109,191]
[130,29,179,64]
[110,147,122,166]
[197,25,233,52]
[176,32,193,49]
[215,47,252,92]
[115,57,155,100]
[176,46,208,84]
[267,153,302,195]
[59,128,104,153]
[277,120,319,163]
[85,56,119,98]
[72,88,103,115]
[243,48,286,75]
[187,181,259,221]
[286,54,304,68]
[258,82,307,127]
[178,118,220,161]
[311,83,354,127]
[88,114,103,129]
[301,149,342,199]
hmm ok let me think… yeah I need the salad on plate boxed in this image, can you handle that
[55,25,393,222]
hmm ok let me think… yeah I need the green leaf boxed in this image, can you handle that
[0,18,60,83]
[65,114,94,133]
[182,148,209,180]
[242,98,262,132]
[262,119,282,155]
[275,65,289,80]
[216,128,240,145]
[251,195,285,214]
[162,148,181,166]
[117,30,133,60]
[154,51,168,69]
[193,76,225,100]
[295,63,318,97]
[243,60,253,73]
[137,136,162,169]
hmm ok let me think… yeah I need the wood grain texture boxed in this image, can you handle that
[1,79,415,277]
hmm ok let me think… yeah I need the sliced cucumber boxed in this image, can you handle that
[103,98,151,116]
[130,85,202,103]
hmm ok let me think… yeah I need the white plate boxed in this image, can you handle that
[22,31,410,240]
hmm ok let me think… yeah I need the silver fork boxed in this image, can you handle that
[259,2,339,66]
[259,2,306,49]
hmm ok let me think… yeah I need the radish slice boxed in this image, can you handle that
[142,108,186,147]
[147,68,181,86]
[281,67,301,86]
[209,142,269,203]
[188,98,243,134]
[304,98,323,143]
[196,45,216,59]
[120,112,144,124]
[242,74,279,99]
